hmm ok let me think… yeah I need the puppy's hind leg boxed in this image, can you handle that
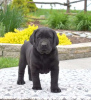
[17,54,27,85]
[28,66,32,81]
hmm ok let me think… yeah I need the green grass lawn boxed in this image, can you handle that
[29,9,66,18]
[0,57,19,69]
[28,8,91,18]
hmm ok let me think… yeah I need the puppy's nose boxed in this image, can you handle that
[41,41,47,47]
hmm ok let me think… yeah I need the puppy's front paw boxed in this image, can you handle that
[32,86,42,90]
[29,77,32,81]
[51,87,61,93]
[17,79,25,85]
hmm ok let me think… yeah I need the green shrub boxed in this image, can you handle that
[47,12,68,29]
[0,5,25,33]
[66,15,77,30]
[75,13,91,31]
[0,22,5,37]
[47,12,91,31]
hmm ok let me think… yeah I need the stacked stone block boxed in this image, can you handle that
[0,43,91,60]
[0,43,22,58]
[57,42,91,60]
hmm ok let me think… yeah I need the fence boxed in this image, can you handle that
[0,0,88,13]
[28,0,87,13]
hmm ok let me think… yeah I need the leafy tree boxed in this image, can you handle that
[11,0,37,14]
[26,0,38,12]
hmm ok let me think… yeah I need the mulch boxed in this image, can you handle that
[67,36,91,44]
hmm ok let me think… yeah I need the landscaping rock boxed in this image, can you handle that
[72,32,81,36]
[87,36,91,39]
[80,34,87,38]
[85,32,91,36]
[65,32,72,36]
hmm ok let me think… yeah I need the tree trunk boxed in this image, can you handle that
[4,0,7,12]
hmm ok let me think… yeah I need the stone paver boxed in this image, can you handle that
[0,58,91,99]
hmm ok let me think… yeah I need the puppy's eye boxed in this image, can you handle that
[48,37,52,39]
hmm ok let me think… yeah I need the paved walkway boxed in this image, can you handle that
[0,57,91,99]
[60,57,91,69]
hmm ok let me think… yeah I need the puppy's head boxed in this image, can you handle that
[30,27,59,54]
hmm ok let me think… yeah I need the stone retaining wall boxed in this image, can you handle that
[0,43,22,58]
[0,43,91,60]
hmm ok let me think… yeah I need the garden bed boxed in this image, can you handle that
[0,21,91,60]
[68,36,91,44]
[29,21,91,44]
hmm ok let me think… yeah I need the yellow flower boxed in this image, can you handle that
[0,25,38,44]
[0,25,72,45]
[57,33,72,45]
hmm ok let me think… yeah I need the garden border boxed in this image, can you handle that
[0,42,91,60]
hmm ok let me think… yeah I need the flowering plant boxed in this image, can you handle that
[0,25,38,44]
[0,25,72,45]
[57,33,72,45]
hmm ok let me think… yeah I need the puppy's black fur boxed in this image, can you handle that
[17,27,61,93]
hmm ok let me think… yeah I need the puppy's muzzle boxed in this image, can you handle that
[41,41,48,50]
[37,39,52,54]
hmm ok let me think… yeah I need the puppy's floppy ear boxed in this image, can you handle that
[30,29,38,45]
[52,30,59,47]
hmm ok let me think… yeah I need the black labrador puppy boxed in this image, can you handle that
[17,27,61,93]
